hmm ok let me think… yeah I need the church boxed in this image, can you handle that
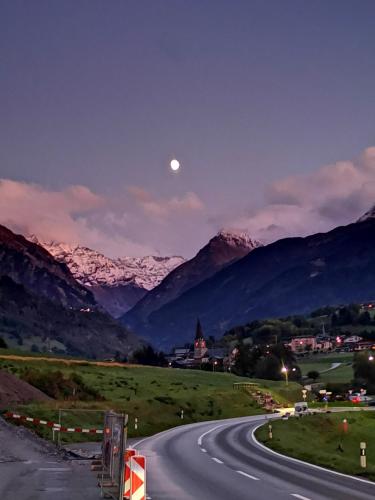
[194,319,208,361]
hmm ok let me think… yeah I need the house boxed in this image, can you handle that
[343,335,363,344]
[290,336,317,353]
[355,341,375,351]
[316,339,333,351]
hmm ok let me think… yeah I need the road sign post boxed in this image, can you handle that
[360,442,367,468]
[268,424,273,440]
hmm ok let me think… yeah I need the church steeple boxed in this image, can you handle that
[195,318,204,340]
[194,318,207,359]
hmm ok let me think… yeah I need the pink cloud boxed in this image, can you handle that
[128,186,204,217]
[227,146,375,243]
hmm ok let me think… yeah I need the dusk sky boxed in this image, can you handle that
[1,1,375,257]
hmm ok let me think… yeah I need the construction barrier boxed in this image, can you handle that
[4,412,103,434]
[99,411,128,500]
[124,448,137,499]
[130,455,146,500]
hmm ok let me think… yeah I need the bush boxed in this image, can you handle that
[307,370,320,381]
[21,368,104,401]
[0,337,8,349]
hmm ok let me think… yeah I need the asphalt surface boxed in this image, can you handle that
[0,417,100,500]
[136,414,375,500]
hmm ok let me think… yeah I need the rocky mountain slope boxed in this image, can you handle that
[128,218,375,349]
[0,275,140,358]
[30,237,185,317]
[122,229,261,331]
[0,225,142,357]
[0,225,95,309]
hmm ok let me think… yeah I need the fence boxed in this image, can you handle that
[56,408,106,446]
[99,411,128,499]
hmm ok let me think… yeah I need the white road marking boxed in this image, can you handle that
[200,448,207,453]
[197,423,227,446]
[250,424,375,487]
[38,467,70,472]
[212,457,223,464]
[291,495,311,500]
[236,470,260,481]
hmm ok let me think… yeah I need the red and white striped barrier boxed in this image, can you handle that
[124,448,137,499]
[4,412,103,434]
[130,455,146,500]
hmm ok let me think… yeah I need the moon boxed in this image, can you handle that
[170,158,180,171]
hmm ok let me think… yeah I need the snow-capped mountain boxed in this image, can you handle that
[122,229,261,332]
[28,236,185,317]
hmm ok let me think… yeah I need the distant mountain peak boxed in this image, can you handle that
[27,237,185,291]
[357,205,375,223]
[214,228,262,249]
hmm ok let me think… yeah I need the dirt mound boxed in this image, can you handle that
[0,370,50,409]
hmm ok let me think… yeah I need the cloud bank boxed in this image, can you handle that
[0,179,205,257]
[0,146,374,257]
[226,146,375,243]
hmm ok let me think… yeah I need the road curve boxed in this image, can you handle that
[136,415,375,500]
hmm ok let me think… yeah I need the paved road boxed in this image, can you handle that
[136,414,375,500]
[0,417,100,500]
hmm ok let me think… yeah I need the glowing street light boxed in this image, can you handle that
[281,365,289,386]
[369,355,374,361]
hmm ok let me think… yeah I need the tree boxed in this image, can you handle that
[307,370,320,381]
[353,351,375,392]
[255,354,282,380]
[131,345,167,366]
[0,337,7,349]
[232,341,261,377]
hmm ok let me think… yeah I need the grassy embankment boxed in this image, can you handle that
[0,351,271,442]
[256,411,375,480]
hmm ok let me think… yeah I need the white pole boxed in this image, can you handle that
[360,442,367,468]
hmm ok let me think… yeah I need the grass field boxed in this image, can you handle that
[256,411,375,480]
[0,354,269,441]
[299,352,354,383]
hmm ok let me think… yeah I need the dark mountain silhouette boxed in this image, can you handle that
[0,225,95,309]
[0,225,141,357]
[122,230,261,330]
[128,218,375,349]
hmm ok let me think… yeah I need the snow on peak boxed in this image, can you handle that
[357,205,375,223]
[28,238,185,290]
[215,228,262,249]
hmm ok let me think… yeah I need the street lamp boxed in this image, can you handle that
[213,360,218,372]
[281,365,288,386]
[369,355,374,361]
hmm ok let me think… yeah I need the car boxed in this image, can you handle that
[368,401,375,406]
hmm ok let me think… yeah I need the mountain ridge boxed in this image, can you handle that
[29,236,185,317]
[127,218,375,349]
[122,229,261,330]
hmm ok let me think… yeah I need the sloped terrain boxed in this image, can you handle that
[0,369,50,409]
[131,219,375,349]
[0,276,141,358]
[123,230,260,331]
[0,225,95,309]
